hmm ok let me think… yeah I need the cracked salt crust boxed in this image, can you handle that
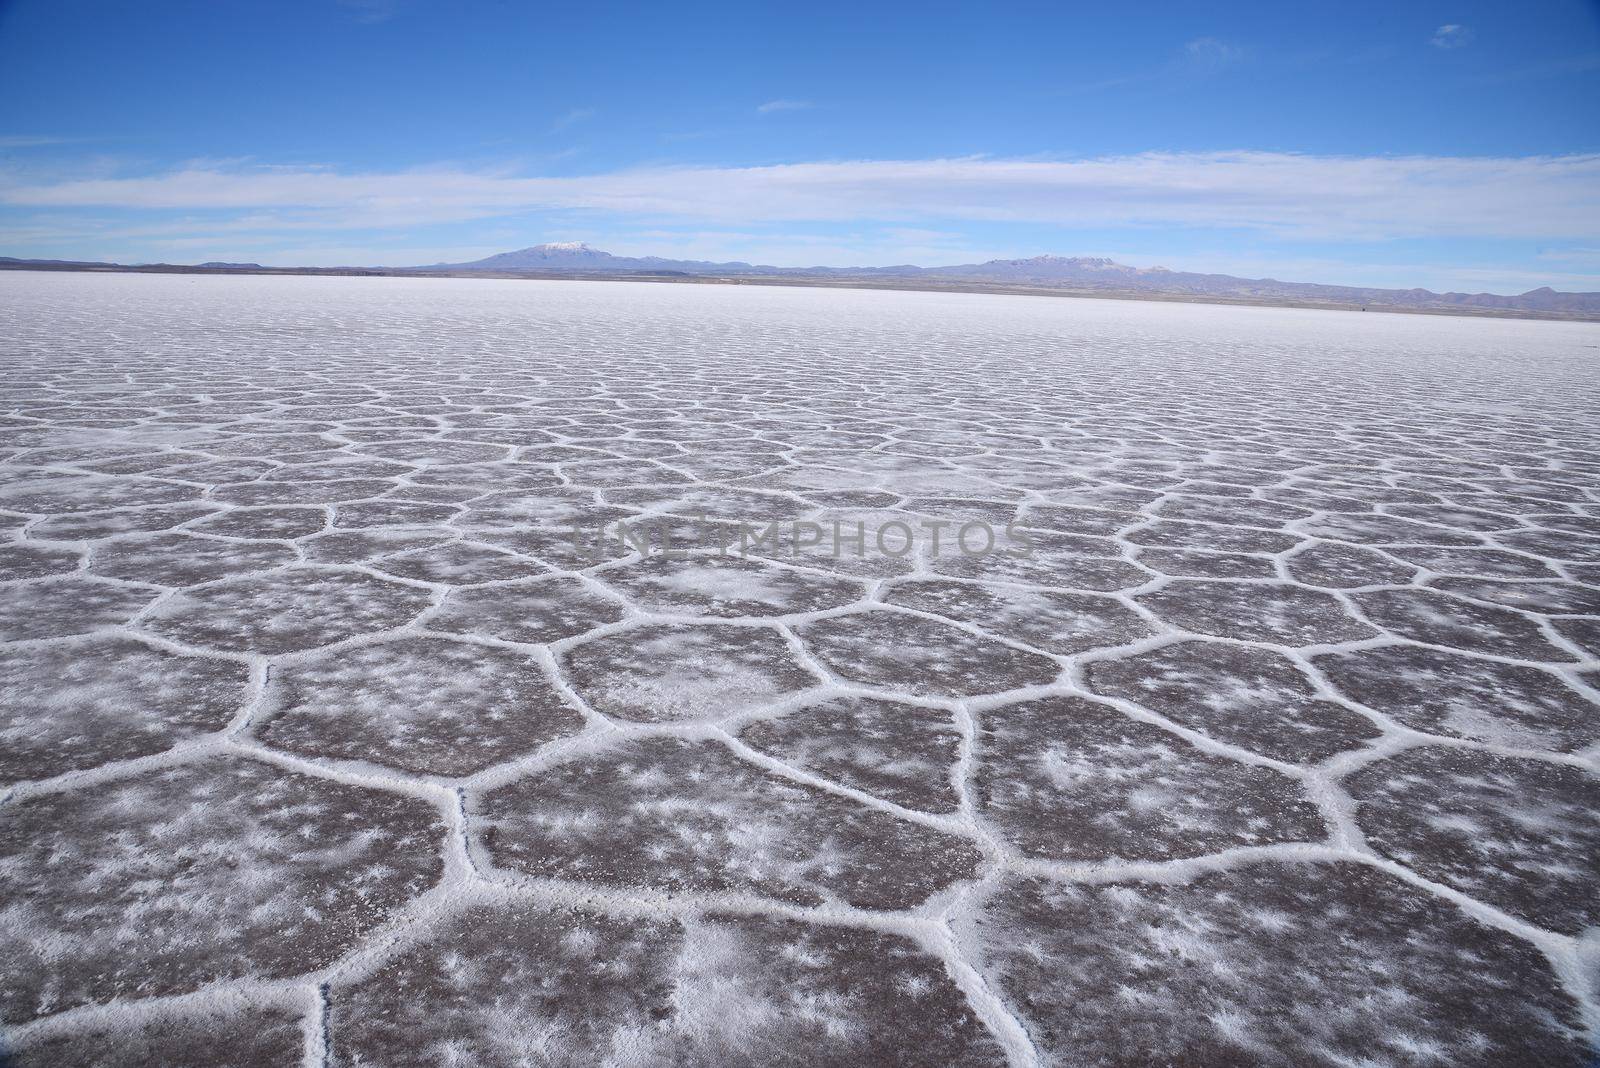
[0,271,1597,1066]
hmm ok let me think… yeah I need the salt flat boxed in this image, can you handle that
[1,271,1598,1066]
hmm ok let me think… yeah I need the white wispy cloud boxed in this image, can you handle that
[1537,246,1600,265]
[757,99,813,114]
[1183,37,1245,71]
[1431,24,1472,50]
[4,152,1599,241]
[336,0,399,24]
[0,136,79,149]
[551,107,596,132]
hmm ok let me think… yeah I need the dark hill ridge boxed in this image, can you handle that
[418,246,1600,315]
[4,249,1598,319]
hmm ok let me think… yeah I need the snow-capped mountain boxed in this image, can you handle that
[419,243,759,273]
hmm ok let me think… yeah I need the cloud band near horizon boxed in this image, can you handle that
[5,151,1599,242]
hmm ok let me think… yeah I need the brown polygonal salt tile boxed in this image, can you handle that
[42,448,181,474]
[1351,588,1576,661]
[1495,527,1600,563]
[328,904,1004,1067]
[1087,640,1380,763]
[8,1004,307,1068]
[205,433,338,458]
[883,470,1022,498]
[28,503,219,540]
[1348,746,1600,935]
[745,527,920,580]
[0,577,159,641]
[923,526,1145,590]
[1150,495,1309,527]
[478,736,980,909]
[975,696,1325,860]
[88,532,297,587]
[1170,479,1255,498]
[901,497,1019,527]
[381,482,486,505]
[799,609,1060,696]
[209,478,398,507]
[354,440,510,465]
[331,499,459,528]
[604,485,814,524]
[161,458,279,484]
[1383,502,1519,532]
[961,863,1589,1067]
[559,456,695,487]
[0,542,81,580]
[1315,645,1597,752]
[330,904,682,1067]
[369,540,548,585]
[1553,617,1600,658]
[595,553,865,618]
[1530,514,1600,536]
[1385,545,1557,578]
[187,505,328,539]
[299,528,452,564]
[1137,580,1377,646]
[881,579,1154,655]
[1016,503,1134,536]
[454,487,631,532]
[256,635,582,776]
[474,523,640,570]
[800,489,904,509]
[562,622,817,722]
[1297,512,1484,546]
[426,576,625,644]
[740,696,963,813]
[0,754,444,1022]
[0,473,204,514]
[1135,548,1279,579]
[1285,541,1417,588]
[1426,577,1600,616]
[411,464,563,492]
[141,566,432,653]
[1127,520,1301,555]
[0,636,249,784]
[1040,483,1163,512]
[673,452,793,484]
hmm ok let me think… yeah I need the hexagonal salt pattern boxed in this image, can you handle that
[0,755,444,1022]
[560,622,820,723]
[254,635,585,776]
[974,697,1326,860]
[1347,747,1600,935]
[1086,640,1382,763]
[141,566,435,653]
[0,636,250,784]
[958,862,1590,1066]
[739,694,964,813]
[797,609,1060,696]
[3,273,1598,1062]
[477,736,981,910]
[328,905,1005,1067]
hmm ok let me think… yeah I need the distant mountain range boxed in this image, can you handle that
[5,245,1599,319]
[417,244,1600,316]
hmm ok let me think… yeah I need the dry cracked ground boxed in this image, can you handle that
[1,271,1599,1068]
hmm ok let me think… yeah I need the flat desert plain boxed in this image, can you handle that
[1,271,1597,1066]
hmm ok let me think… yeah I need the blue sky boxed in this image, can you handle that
[2,0,1599,292]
